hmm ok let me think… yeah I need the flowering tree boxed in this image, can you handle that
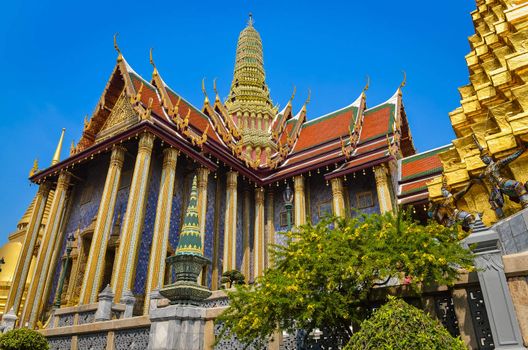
[216,211,474,347]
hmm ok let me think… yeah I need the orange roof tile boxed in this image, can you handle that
[400,145,449,181]
[293,105,357,152]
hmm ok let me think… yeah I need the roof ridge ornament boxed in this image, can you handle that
[302,89,311,111]
[149,48,158,77]
[399,71,407,90]
[202,78,209,104]
[213,78,220,101]
[113,33,122,61]
[289,85,297,104]
[363,75,370,93]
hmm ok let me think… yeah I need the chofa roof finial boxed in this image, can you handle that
[149,48,156,70]
[113,33,122,61]
[399,71,407,89]
[363,75,370,93]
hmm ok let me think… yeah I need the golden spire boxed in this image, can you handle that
[225,14,274,117]
[52,128,66,165]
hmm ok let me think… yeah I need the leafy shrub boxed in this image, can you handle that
[345,297,467,350]
[0,328,49,350]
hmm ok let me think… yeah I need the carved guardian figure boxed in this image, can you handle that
[473,135,528,218]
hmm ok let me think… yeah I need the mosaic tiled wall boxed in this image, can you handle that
[273,184,289,246]
[133,155,162,295]
[346,170,380,216]
[308,174,332,224]
[217,173,226,286]
[48,157,109,304]
[235,182,244,270]
[204,176,217,288]
[168,159,190,252]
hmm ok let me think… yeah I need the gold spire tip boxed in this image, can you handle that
[52,128,66,166]
[248,13,254,26]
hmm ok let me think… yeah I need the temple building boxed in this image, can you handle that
[1,1,528,349]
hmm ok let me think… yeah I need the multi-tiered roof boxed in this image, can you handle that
[29,17,418,189]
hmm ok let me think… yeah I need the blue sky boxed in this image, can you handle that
[0,0,475,243]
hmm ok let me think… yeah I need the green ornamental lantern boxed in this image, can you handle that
[160,175,212,304]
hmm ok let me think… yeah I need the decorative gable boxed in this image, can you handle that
[96,90,138,142]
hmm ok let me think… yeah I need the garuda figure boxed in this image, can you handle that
[473,135,528,218]
[428,178,476,231]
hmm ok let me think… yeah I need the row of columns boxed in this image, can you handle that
[8,131,395,327]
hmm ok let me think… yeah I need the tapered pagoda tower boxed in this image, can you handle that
[224,15,278,163]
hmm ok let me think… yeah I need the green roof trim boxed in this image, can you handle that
[401,185,428,196]
[302,104,358,129]
[401,167,443,182]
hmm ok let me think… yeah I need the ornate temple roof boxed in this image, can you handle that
[30,19,418,188]
[397,145,451,205]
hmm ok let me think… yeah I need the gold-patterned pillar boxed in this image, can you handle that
[253,187,265,279]
[293,175,306,227]
[265,190,274,268]
[22,172,71,327]
[223,171,238,272]
[241,188,251,279]
[211,177,223,290]
[144,147,178,312]
[373,165,394,214]
[79,145,126,304]
[330,177,346,217]
[196,167,210,252]
[112,132,155,303]
[4,182,51,317]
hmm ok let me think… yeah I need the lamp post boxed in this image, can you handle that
[54,233,75,309]
[283,183,293,231]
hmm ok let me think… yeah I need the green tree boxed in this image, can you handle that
[216,212,474,347]
[345,297,467,349]
[0,328,49,350]
[221,270,246,288]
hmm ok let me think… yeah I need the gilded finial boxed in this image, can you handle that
[248,13,254,27]
[202,78,209,104]
[288,85,296,104]
[363,75,370,93]
[29,159,39,177]
[399,71,407,89]
[131,82,144,104]
[70,140,76,155]
[114,33,122,61]
[149,48,156,68]
[302,89,311,111]
[213,78,220,101]
[52,128,66,165]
